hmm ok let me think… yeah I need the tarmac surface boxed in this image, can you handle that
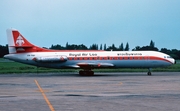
[0,72,180,111]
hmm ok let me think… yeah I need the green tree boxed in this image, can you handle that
[119,43,124,51]
[112,44,116,50]
[49,44,65,50]
[124,42,129,51]
[132,46,141,51]
[89,44,98,50]
[0,45,8,57]
[104,44,107,50]
[77,44,88,50]
[100,44,102,50]
[106,44,118,51]
[132,40,158,51]
[66,42,69,49]
[150,40,155,48]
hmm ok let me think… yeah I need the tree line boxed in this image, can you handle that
[0,40,180,59]
[50,42,130,51]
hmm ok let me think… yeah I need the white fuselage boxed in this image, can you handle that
[4,51,175,69]
[4,28,176,75]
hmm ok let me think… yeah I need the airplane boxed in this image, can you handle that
[4,28,176,76]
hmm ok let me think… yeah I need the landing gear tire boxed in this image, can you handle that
[147,68,152,76]
[147,71,151,76]
[79,70,94,76]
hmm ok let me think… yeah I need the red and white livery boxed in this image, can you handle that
[4,28,176,76]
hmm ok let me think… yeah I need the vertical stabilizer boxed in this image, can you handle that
[6,29,17,53]
[6,28,48,53]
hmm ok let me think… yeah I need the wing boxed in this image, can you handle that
[62,62,114,69]
[77,62,114,69]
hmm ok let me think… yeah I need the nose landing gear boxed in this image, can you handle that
[147,68,152,76]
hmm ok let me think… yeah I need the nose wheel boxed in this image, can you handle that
[147,68,152,76]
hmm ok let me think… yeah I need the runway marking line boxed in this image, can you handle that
[34,80,55,111]
[119,82,123,85]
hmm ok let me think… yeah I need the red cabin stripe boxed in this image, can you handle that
[67,56,173,64]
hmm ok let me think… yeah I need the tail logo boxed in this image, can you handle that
[16,34,24,46]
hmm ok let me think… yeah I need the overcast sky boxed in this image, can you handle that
[0,0,180,50]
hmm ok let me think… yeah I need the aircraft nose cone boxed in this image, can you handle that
[172,58,176,64]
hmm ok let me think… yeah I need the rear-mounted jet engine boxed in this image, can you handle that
[33,55,67,62]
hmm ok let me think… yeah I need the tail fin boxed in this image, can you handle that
[6,28,48,53]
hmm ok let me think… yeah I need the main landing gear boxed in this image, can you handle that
[147,68,152,76]
[79,70,94,76]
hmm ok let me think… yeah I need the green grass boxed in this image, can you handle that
[0,62,77,73]
[0,58,180,74]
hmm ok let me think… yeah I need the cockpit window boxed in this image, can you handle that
[165,56,172,58]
